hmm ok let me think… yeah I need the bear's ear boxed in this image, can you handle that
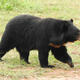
[70,19,73,23]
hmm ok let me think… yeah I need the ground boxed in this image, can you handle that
[0,67,80,80]
[25,69,80,80]
[0,43,80,80]
[0,0,80,80]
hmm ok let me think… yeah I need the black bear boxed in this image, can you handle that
[0,15,80,68]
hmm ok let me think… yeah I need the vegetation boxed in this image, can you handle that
[0,0,80,80]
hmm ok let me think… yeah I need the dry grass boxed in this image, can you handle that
[0,0,80,80]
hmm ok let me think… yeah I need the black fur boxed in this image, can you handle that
[0,15,80,68]
[50,46,74,67]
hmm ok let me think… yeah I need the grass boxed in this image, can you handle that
[0,0,80,80]
[0,50,80,80]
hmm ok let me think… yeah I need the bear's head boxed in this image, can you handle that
[49,19,80,46]
[63,19,80,43]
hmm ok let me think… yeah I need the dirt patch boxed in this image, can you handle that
[43,69,80,80]
[12,67,34,71]
[0,76,12,80]
[20,69,80,80]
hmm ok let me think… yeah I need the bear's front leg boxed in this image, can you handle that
[51,46,74,68]
[38,48,54,68]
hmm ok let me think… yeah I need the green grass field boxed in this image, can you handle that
[0,0,80,80]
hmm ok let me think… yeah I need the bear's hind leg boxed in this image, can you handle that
[0,50,6,61]
[16,47,30,64]
[0,42,14,61]
[0,32,15,60]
